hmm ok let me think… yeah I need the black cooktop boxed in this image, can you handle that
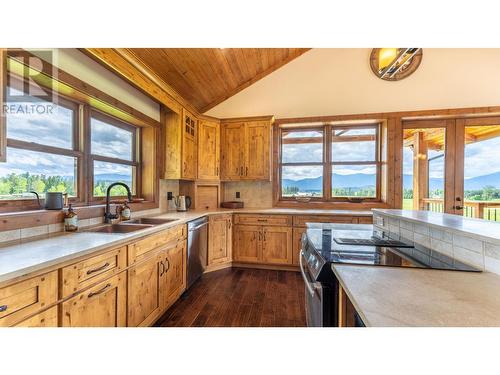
[304,223,480,274]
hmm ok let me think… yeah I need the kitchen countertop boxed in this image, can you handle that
[0,208,372,286]
[332,264,500,326]
[373,208,500,244]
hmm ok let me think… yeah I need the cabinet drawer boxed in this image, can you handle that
[292,215,358,227]
[14,306,58,327]
[128,225,186,264]
[61,246,127,298]
[0,271,58,327]
[357,216,373,224]
[234,214,292,226]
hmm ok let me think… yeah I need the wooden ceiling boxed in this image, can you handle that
[125,48,310,113]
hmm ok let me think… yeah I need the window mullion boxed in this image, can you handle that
[324,124,332,200]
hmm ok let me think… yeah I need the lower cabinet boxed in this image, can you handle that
[127,253,163,327]
[233,225,292,265]
[262,226,292,264]
[161,241,186,309]
[208,214,232,266]
[233,225,261,263]
[128,241,187,327]
[14,306,58,327]
[61,274,127,327]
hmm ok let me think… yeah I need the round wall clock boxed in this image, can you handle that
[370,48,423,81]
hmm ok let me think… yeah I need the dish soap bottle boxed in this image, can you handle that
[120,202,131,221]
[64,204,78,232]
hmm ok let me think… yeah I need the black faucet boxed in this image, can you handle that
[104,182,132,224]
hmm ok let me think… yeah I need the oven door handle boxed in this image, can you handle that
[299,250,317,297]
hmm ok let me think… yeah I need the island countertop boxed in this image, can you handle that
[332,263,500,327]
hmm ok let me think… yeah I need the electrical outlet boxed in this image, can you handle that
[236,192,240,199]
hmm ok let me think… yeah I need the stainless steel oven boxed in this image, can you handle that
[299,247,335,327]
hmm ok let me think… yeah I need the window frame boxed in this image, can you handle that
[88,110,140,202]
[277,122,382,203]
[1,73,143,210]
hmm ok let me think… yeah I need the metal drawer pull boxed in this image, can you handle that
[86,262,110,275]
[88,283,112,298]
[159,261,165,277]
[257,219,268,222]
[165,258,170,271]
[0,305,7,312]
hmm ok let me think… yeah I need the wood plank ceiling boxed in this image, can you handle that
[125,48,310,113]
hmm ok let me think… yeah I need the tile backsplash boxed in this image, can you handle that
[374,212,500,275]
[222,181,272,208]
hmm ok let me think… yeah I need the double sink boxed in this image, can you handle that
[87,217,179,234]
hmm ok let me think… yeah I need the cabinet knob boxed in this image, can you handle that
[0,305,7,312]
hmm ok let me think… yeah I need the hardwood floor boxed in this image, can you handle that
[155,267,306,327]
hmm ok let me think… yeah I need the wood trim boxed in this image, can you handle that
[6,50,160,129]
[221,115,274,123]
[0,48,7,162]
[81,48,184,115]
[276,106,500,125]
[199,49,310,113]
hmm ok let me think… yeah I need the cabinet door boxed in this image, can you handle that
[244,121,270,180]
[262,226,293,265]
[208,215,232,265]
[292,227,307,266]
[14,306,58,327]
[161,241,186,310]
[233,225,261,263]
[127,254,162,327]
[221,122,244,180]
[198,120,220,180]
[182,112,197,179]
[61,274,126,327]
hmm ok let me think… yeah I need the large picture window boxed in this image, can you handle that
[0,74,141,208]
[278,123,380,202]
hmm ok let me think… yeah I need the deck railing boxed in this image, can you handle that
[420,198,500,220]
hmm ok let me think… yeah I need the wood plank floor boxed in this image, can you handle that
[155,267,306,327]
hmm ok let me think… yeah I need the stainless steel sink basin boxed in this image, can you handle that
[121,218,178,225]
[87,223,153,233]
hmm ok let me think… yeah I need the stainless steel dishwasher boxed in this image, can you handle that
[186,216,208,289]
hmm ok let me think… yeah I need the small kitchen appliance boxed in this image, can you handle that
[175,195,192,212]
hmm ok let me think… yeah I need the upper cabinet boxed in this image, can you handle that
[220,117,273,181]
[197,119,220,180]
[164,108,198,180]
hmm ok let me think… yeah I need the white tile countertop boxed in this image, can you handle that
[332,264,500,327]
[0,208,372,286]
[373,209,500,244]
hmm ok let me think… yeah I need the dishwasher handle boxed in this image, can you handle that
[188,222,208,232]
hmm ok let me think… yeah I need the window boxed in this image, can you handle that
[331,127,379,199]
[278,123,380,202]
[1,73,141,207]
[90,112,138,198]
[281,129,324,198]
[1,77,79,201]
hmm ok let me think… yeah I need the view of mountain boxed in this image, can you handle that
[283,171,500,191]
[94,173,132,182]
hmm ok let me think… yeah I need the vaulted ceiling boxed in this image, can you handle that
[125,48,310,113]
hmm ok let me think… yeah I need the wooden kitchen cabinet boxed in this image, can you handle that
[221,122,245,180]
[61,274,127,327]
[161,241,186,310]
[233,225,262,263]
[0,271,58,327]
[220,117,273,181]
[164,108,198,180]
[14,306,58,327]
[208,214,232,266]
[262,226,293,265]
[233,224,292,265]
[127,253,163,327]
[292,227,307,266]
[198,119,220,180]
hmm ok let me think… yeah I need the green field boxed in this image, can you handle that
[402,198,413,210]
